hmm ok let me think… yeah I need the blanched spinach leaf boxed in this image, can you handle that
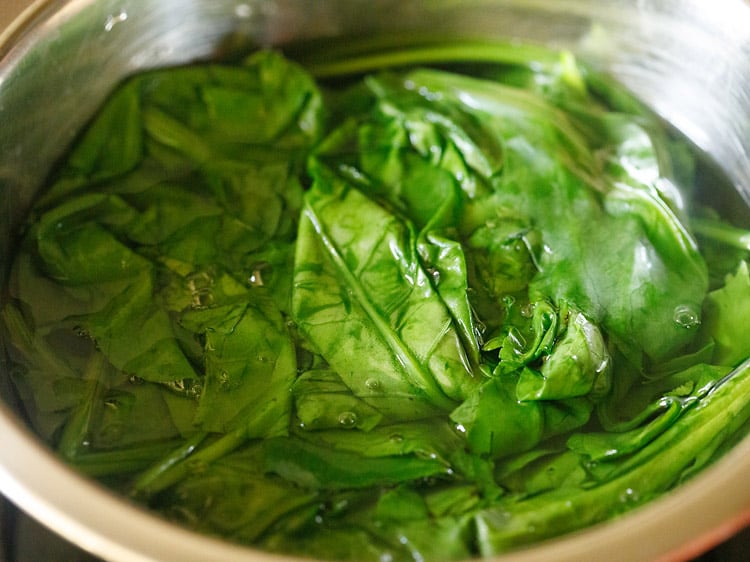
[700,261,750,367]
[292,173,479,418]
[180,297,296,436]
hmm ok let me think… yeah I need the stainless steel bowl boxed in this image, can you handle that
[1,1,749,561]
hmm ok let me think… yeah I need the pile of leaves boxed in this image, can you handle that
[4,42,750,560]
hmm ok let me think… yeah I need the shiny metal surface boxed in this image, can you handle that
[0,1,749,561]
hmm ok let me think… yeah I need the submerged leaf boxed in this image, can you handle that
[292,174,479,419]
[701,261,750,367]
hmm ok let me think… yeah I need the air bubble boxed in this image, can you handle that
[248,261,269,287]
[192,289,214,308]
[235,3,253,18]
[189,383,202,399]
[104,11,128,32]
[619,487,640,504]
[104,398,120,411]
[365,378,381,391]
[187,269,215,308]
[170,380,185,392]
[673,304,701,329]
[338,411,358,427]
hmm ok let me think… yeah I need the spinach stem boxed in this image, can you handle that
[130,431,210,497]
[1,303,79,379]
[57,351,109,460]
[71,440,184,477]
[131,394,294,497]
[303,42,556,78]
[692,218,750,251]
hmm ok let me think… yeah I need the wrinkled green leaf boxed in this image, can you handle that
[701,261,750,367]
[292,174,479,418]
